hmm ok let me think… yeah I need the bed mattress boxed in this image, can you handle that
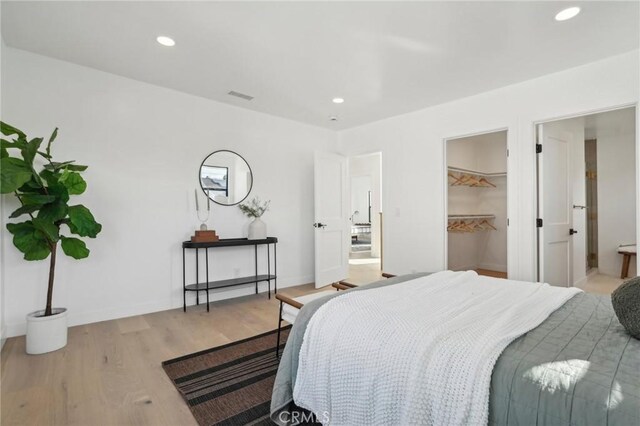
[270,273,640,425]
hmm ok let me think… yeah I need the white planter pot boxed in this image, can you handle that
[248,217,267,240]
[26,308,68,355]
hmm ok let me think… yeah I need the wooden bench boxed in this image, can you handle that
[274,273,397,356]
[618,244,637,279]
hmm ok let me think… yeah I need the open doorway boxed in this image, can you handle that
[537,106,636,294]
[348,152,382,284]
[445,130,508,279]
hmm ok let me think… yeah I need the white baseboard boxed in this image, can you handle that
[5,274,313,338]
[449,264,478,272]
[478,263,508,273]
[6,298,173,337]
[449,264,508,274]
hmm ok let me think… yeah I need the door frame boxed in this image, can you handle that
[532,102,639,282]
[442,126,511,274]
[347,151,383,268]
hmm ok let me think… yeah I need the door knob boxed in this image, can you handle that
[569,228,578,235]
[313,223,327,229]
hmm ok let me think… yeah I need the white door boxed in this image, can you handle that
[537,123,573,286]
[314,151,350,288]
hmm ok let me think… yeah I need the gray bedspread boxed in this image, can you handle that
[270,274,640,425]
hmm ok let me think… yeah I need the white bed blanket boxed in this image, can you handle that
[293,270,581,425]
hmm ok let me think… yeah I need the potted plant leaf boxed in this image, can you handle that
[1,122,102,354]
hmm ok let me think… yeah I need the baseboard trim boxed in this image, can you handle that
[449,264,479,272]
[6,298,173,338]
[5,275,312,338]
[1,325,6,350]
[478,263,508,273]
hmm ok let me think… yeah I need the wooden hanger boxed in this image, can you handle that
[477,177,496,188]
[449,170,497,188]
[448,172,464,186]
[463,175,482,186]
[479,219,497,230]
[460,220,475,232]
[472,221,485,231]
[448,220,468,232]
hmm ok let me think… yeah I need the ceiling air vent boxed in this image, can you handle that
[228,91,254,101]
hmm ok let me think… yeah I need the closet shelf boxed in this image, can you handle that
[447,166,506,177]
[448,214,495,220]
[447,215,497,232]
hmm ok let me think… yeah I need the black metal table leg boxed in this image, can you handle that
[254,245,258,294]
[182,238,278,314]
[195,248,200,306]
[182,247,186,312]
[267,244,271,299]
[276,300,283,358]
[205,247,210,312]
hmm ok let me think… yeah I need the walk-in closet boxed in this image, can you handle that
[446,130,508,278]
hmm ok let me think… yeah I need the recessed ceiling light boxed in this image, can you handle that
[156,36,175,47]
[555,7,581,21]
[332,98,344,104]
[329,116,338,121]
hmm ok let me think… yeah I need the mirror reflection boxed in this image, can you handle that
[199,150,253,206]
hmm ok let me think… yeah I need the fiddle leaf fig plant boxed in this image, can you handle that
[1,122,102,316]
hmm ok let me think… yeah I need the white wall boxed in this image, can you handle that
[0,33,5,349]
[596,110,637,277]
[448,132,507,174]
[339,50,639,280]
[350,175,371,222]
[1,47,336,337]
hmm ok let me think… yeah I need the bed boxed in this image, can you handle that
[270,272,640,425]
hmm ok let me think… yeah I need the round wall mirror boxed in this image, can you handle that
[199,150,253,206]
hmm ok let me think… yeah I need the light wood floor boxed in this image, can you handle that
[348,259,382,285]
[475,269,508,279]
[0,284,327,426]
[578,273,624,295]
[0,260,387,426]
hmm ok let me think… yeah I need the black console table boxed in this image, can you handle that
[182,237,278,312]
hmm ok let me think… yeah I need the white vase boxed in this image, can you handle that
[248,217,267,240]
[26,308,68,355]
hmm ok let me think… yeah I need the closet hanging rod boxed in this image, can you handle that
[447,166,506,178]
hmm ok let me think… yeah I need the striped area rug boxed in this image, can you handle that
[162,327,290,426]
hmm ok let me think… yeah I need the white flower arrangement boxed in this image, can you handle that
[238,197,270,218]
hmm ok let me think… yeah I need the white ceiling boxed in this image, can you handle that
[2,1,638,130]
